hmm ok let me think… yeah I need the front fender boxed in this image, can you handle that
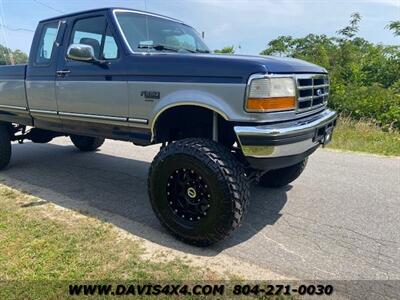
[150,89,238,136]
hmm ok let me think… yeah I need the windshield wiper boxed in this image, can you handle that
[138,44,196,53]
[138,44,178,52]
[196,49,210,53]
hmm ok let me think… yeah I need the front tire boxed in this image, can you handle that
[0,124,11,170]
[258,159,308,188]
[70,135,105,152]
[148,138,250,246]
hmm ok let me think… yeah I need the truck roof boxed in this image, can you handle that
[39,7,185,25]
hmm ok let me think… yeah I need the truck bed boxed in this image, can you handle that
[0,64,26,79]
[0,64,31,125]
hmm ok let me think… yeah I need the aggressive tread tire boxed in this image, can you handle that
[70,135,105,152]
[148,138,250,246]
[0,124,11,170]
[258,159,308,188]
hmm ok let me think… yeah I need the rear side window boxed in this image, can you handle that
[70,16,119,60]
[35,22,59,65]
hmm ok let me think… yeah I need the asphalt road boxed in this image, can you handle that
[1,138,399,280]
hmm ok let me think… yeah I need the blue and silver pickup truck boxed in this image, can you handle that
[0,7,336,246]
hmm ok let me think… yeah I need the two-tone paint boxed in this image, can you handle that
[0,7,331,150]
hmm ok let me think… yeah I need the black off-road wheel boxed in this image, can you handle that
[148,138,250,246]
[258,159,308,188]
[70,135,105,152]
[0,124,11,170]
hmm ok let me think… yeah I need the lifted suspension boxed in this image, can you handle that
[9,125,64,144]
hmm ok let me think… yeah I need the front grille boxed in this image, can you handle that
[296,74,329,113]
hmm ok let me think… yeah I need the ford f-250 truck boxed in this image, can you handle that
[0,8,337,246]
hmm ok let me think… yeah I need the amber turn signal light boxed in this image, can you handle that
[246,96,296,112]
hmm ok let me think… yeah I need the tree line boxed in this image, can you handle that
[215,14,400,129]
[0,44,28,65]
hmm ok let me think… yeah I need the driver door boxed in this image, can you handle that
[56,13,130,139]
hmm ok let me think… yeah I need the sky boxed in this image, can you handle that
[0,0,398,55]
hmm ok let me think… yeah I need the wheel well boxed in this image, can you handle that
[153,105,236,147]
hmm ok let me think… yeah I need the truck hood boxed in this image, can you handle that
[125,53,327,84]
[205,54,327,74]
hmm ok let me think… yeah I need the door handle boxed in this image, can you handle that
[56,70,71,76]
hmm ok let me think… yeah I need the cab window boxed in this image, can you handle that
[35,21,59,65]
[70,16,119,60]
[103,26,118,59]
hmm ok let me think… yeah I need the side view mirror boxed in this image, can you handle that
[67,44,96,62]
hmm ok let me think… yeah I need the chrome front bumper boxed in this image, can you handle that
[234,109,337,159]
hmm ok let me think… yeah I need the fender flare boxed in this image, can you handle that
[150,90,234,141]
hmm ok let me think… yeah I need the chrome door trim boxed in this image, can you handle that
[128,117,148,124]
[59,111,127,122]
[0,104,27,111]
[30,109,58,115]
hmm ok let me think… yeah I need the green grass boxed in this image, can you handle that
[0,185,216,299]
[327,116,400,156]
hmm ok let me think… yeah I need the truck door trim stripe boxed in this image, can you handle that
[30,109,58,115]
[28,110,149,126]
[128,118,148,124]
[0,104,27,111]
[59,111,127,122]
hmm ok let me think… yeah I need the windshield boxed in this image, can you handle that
[114,11,210,53]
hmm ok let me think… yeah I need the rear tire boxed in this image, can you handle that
[29,129,55,144]
[0,124,11,170]
[70,135,105,152]
[258,159,308,188]
[148,138,250,246]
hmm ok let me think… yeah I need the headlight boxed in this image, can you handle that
[246,77,296,112]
